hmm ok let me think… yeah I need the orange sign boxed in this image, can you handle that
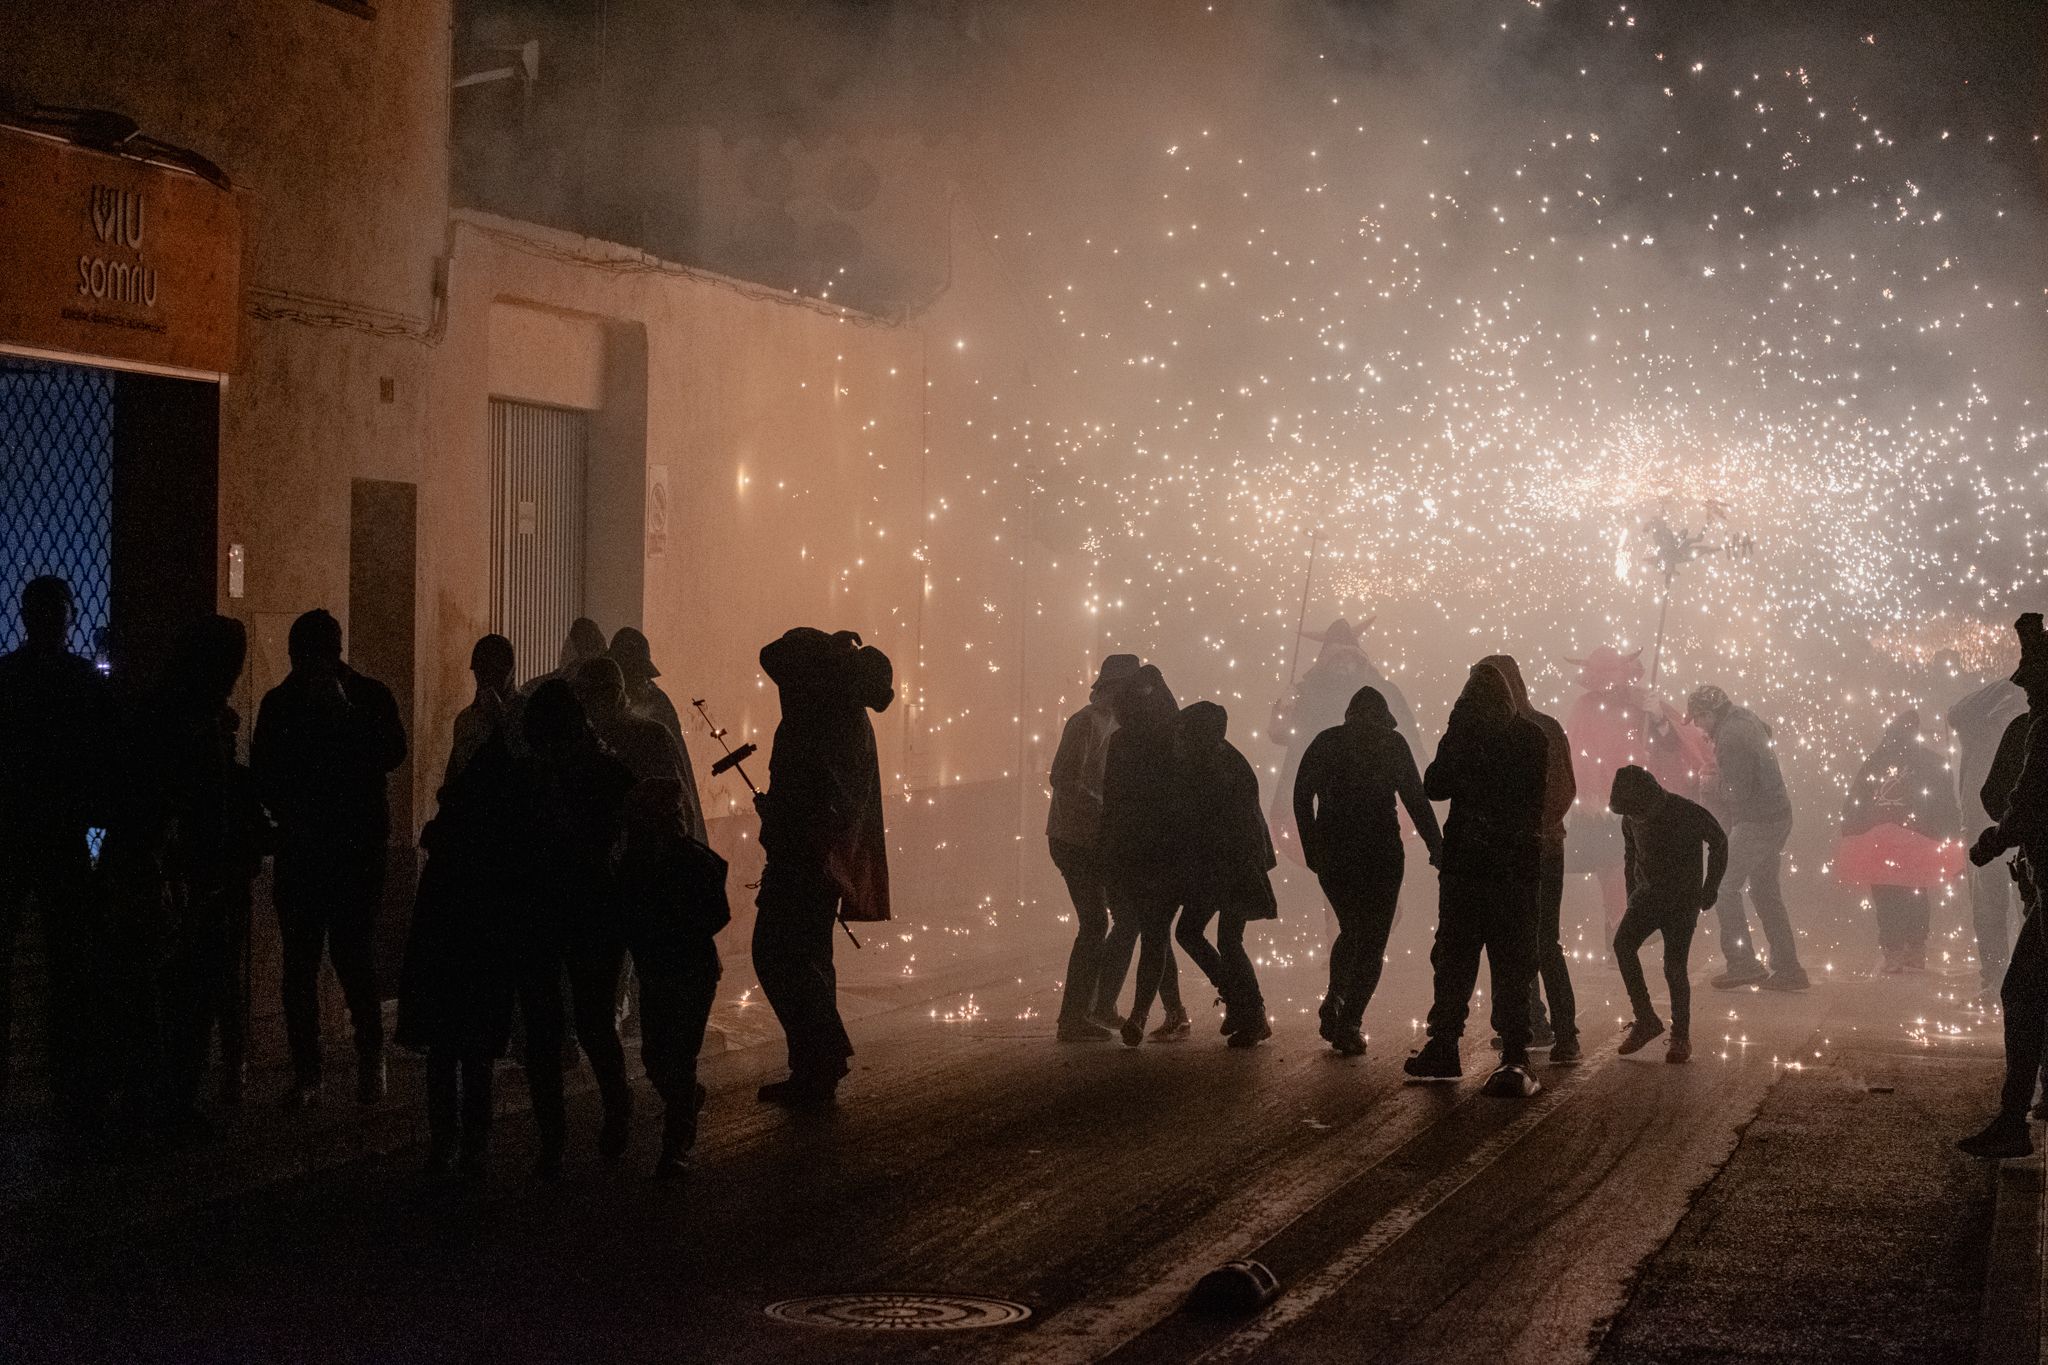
[0,125,241,374]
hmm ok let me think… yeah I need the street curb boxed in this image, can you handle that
[1977,1145,2042,1365]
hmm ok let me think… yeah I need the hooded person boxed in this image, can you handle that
[1294,685,1443,1056]
[522,617,608,697]
[250,608,407,1109]
[1685,684,1807,991]
[1406,662,1548,1095]
[1835,707,1963,973]
[1046,653,1142,1042]
[1093,663,1190,1044]
[1480,654,1582,1063]
[753,627,893,1108]
[1950,671,2029,994]
[1961,613,2048,1159]
[1609,765,1727,1064]
[608,627,687,745]
[446,634,522,783]
[1171,701,1278,1046]
[574,656,707,842]
[1267,618,1417,864]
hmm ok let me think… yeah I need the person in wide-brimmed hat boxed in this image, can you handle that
[1046,654,1143,1042]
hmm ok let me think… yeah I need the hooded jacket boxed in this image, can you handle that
[1705,705,1793,826]
[1480,655,1577,847]
[1173,701,1277,912]
[1099,665,1184,885]
[1293,686,1442,876]
[1611,765,1728,910]
[1046,684,1122,850]
[758,627,893,922]
[1839,720,1961,839]
[1424,667,1548,882]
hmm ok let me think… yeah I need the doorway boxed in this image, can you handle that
[489,398,588,685]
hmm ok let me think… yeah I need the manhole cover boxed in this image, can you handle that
[763,1293,1032,1331]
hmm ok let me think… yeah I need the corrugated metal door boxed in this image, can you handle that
[490,399,588,685]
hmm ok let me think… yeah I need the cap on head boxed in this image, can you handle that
[287,608,342,666]
[609,626,658,680]
[1685,684,1731,724]
[1093,653,1142,693]
[470,633,514,681]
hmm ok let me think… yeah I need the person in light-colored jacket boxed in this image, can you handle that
[1686,685,1808,992]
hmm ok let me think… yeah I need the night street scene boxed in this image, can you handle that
[4,1,2048,1362]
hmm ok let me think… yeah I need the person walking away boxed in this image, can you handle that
[753,628,893,1109]
[618,777,730,1178]
[1405,662,1548,1097]
[1950,672,2028,998]
[1295,685,1443,1058]
[1266,618,1417,865]
[397,635,533,1178]
[250,609,405,1109]
[1608,765,1727,1064]
[1686,685,1808,991]
[522,679,636,1170]
[1835,708,1963,974]
[1046,654,1141,1042]
[1173,702,1278,1047]
[573,657,706,839]
[1095,664,1190,1045]
[1481,654,1581,1063]
[1959,614,2048,1158]
[0,577,113,1124]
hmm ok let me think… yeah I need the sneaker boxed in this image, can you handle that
[1903,945,1928,974]
[1618,1019,1666,1056]
[1760,969,1812,992]
[1227,1015,1272,1049]
[1530,1025,1557,1049]
[1057,1019,1114,1043]
[1331,1028,1367,1058]
[1150,1009,1193,1042]
[1086,1010,1129,1033]
[1711,964,1770,990]
[1481,1063,1542,1098]
[1120,1019,1146,1049]
[653,1141,691,1182]
[1548,1035,1584,1065]
[1666,1038,1693,1064]
[1958,1117,2034,1160]
[1880,945,1906,976]
[1403,1037,1462,1081]
[356,1056,388,1107]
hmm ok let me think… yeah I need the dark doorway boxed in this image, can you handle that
[111,371,220,690]
[349,478,418,983]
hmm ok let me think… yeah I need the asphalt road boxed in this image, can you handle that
[0,887,2004,1365]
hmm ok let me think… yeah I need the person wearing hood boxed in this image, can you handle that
[251,608,407,1110]
[609,627,687,745]
[0,576,114,1121]
[1836,708,1962,974]
[1046,653,1142,1042]
[1950,670,2028,995]
[522,616,607,698]
[1961,614,2048,1159]
[753,627,894,1108]
[1609,765,1727,1064]
[574,657,707,842]
[1294,685,1443,1057]
[1406,663,1549,1095]
[1172,701,1278,1046]
[1267,618,1417,866]
[1480,654,1582,1063]
[1686,685,1808,992]
[1094,664,1190,1044]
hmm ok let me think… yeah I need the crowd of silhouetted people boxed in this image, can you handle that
[5,567,2048,1179]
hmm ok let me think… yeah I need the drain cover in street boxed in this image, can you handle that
[763,1293,1032,1331]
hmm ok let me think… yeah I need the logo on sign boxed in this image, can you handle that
[76,184,158,307]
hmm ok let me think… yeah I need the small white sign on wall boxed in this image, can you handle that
[646,463,670,559]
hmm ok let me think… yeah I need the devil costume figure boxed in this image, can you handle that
[753,627,893,1108]
[1835,708,1963,973]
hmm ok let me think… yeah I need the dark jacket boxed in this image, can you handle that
[1981,711,2048,864]
[1425,706,1548,882]
[1047,696,1119,850]
[1174,702,1277,917]
[618,779,730,978]
[0,641,113,843]
[1984,713,2034,825]
[1706,705,1793,825]
[1613,766,1728,910]
[758,627,893,923]
[1840,730,1961,839]
[1480,655,1576,847]
[1099,666,1183,887]
[1293,690,1442,877]
[251,663,406,853]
